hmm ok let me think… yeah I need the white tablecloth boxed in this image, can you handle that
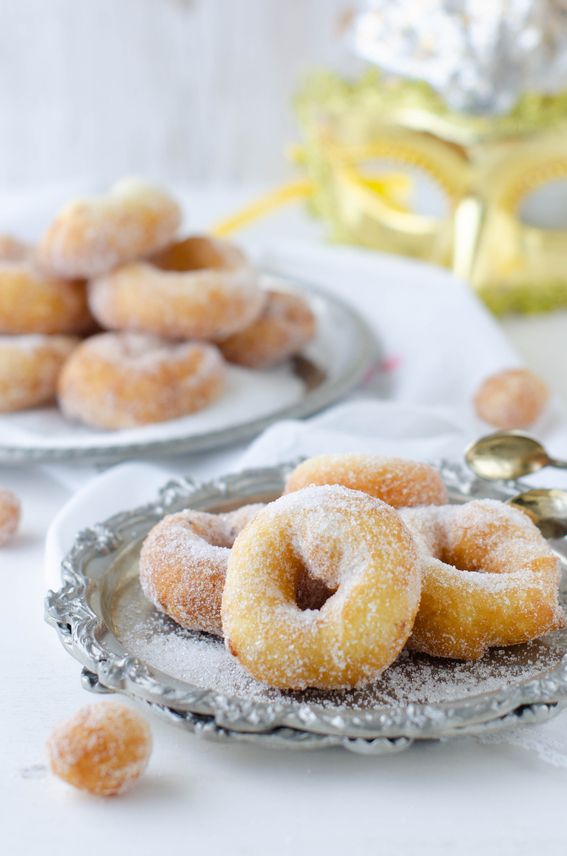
[2,187,567,856]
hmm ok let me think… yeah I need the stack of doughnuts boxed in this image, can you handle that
[140,452,564,690]
[0,179,316,428]
[0,233,90,413]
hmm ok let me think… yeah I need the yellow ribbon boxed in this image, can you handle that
[210,146,412,237]
[211,180,312,237]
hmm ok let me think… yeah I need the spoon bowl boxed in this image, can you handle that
[507,489,567,539]
[466,431,554,480]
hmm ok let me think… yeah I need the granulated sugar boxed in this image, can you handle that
[115,578,565,711]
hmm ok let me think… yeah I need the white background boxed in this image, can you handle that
[0,0,348,189]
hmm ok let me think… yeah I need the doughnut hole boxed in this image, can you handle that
[295,567,337,611]
[47,703,152,796]
[0,488,21,546]
[0,234,31,261]
[474,368,550,429]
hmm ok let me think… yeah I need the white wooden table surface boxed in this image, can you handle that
[0,0,348,190]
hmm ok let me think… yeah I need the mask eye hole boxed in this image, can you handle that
[356,158,450,219]
[519,177,567,229]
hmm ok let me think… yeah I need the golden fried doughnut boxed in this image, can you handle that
[0,488,21,546]
[284,453,448,508]
[474,368,549,429]
[219,289,316,368]
[140,504,264,636]
[38,178,181,278]
[47,703,151,796]
[0,335,78,412]
[0,260,91,334]
[222,485,421,690]
[401,499,564,659]
[58,332,225,430]
[88,235,265,341]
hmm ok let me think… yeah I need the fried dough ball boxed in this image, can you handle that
[474,368,549,429]
[47,703,152,796]
[0,488,21,546]
[0,234,32,261]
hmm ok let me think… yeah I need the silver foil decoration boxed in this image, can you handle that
[347,0,567,114]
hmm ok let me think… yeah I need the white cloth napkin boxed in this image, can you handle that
[43,240,567,766]
[44,398,468,589]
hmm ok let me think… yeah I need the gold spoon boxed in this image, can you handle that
[507,489,567,539]
[465,431,567,481]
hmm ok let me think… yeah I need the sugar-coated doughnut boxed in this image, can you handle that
[0,261,91,334]
[474,368,549,429]
[38,178,182,278]
[0,335,78,412]
[58,332,226,430]
[285,453,448,508]
[140,504,264,636]
[401,499,564,659]
[0,488,21,546]
[47,703,151,796]
[222,485,421,690]
[88,236,265,341]
[219,289,316,368]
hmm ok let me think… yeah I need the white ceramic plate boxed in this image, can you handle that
[0,275,377,464]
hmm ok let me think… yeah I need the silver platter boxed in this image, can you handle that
[0,277,377,465]
[45,461,567,755]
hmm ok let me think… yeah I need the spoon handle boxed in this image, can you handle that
[549,458,567,470]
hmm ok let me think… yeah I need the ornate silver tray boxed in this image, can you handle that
[0,276,377,465]
[45,462,567,754]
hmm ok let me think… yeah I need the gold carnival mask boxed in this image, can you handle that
[294,72,567,314]
[213,72,567,315]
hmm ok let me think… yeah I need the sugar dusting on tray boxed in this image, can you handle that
[115,580,565,711]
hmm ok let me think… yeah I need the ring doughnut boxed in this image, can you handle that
[58,332,226,430]
[0,334,78,412]
[284,453,448,508]
[88,236,265,341]
[222,485,421,690]
[38,178,182,279]
[219,289,316,368]
[400,499,564,659]
[140,504,264,636]
[0,260,91,334]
